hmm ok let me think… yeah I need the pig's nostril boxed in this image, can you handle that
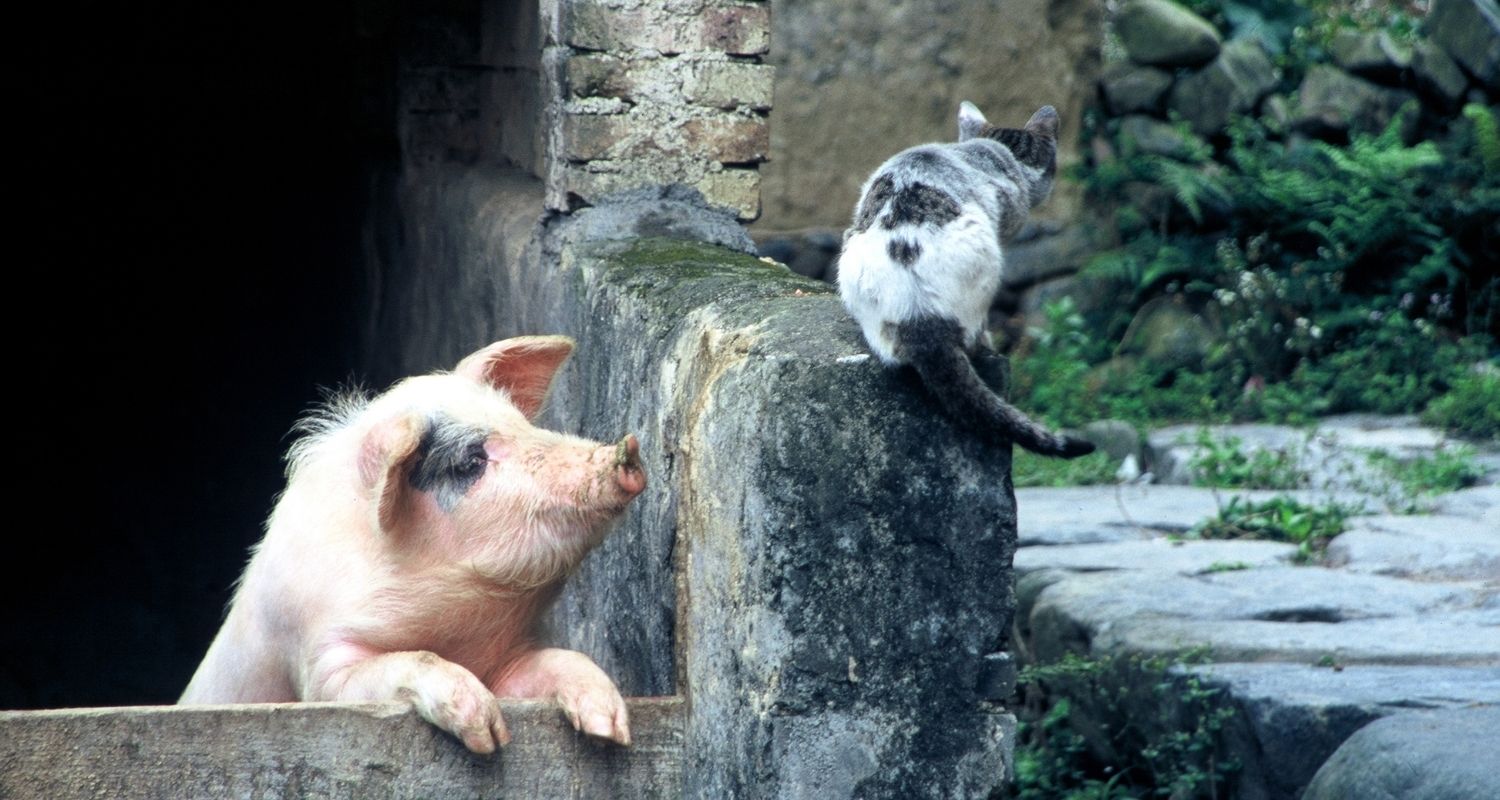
[616,464,646,496]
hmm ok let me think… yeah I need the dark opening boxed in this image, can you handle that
[2,2,400,708]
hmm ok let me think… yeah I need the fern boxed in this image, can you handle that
[1462,103,1500,172]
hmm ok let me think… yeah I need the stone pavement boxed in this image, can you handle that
[1013,416,1499,800]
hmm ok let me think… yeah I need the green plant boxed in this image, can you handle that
[1188,430,1309,490]
[1368,446,1485,497]
[1014,651,1238,799]
[1424,370,1500,441]
[1192,495,1352,563]
[1014,447,1120,488]
[1201,561,1252,574]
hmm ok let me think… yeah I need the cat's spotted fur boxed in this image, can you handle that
[837,102,1094,458]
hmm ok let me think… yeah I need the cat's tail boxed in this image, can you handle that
[895,316,1095,459]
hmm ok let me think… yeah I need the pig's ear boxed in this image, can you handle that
[454,336,575,419]
[358,414,424,536]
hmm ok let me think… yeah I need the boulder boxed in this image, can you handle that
[1079,418,1143,463]
[1411,40,1471,108]
[1427,0,1500,91]
[1293,65,1419,138]
[999,224,1095,290]
[1114,0,1222,67]
[1117,114,1206,159]
[1193,664,1500,800]
[1329,29,1412,82]
[1099,61,1174,115]
[1167,38,1279,136]
[1304,706,1500,800]
[1118,297,1217,372]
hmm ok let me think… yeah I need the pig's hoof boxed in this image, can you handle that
[559,682,631,746]
[408,661,510,753]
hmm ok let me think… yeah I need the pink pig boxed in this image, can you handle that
[180,336,645,752]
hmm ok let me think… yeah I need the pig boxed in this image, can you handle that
[180,336,645,753]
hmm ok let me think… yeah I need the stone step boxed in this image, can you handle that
[0,698,685,800]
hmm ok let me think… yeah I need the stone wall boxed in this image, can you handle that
[755,0,1104,233]
[374,167,1021,797]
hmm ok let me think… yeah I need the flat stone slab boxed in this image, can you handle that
[1028,568,1497,664]
[1145,417,1496,501]
[1187,663,1500,800]
[1089,610,1500,666]
[1327,514,1500,580]
[1015,538,1295,574]
[1016,485,1329,546]
[1305,705,1500,800]
[1433,484,1500,521]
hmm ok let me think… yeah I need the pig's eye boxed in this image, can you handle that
[454,443,489,477]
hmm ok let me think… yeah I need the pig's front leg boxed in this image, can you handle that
[493,648,631,745]
[312,648,510,754]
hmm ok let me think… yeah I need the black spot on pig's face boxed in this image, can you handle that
[409,416,490,511]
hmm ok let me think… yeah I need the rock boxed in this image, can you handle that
[1099,61,1174,115]
[1083,610,1500,667]
[1412,40,1473,109]
[754,230,842,281]
[1114,0,1222,67]
[1304,706,1500,800]
[1015,538,1295,574]
[999,224,1096,291]
[1427,0,1500,92]
[1118,298,1216,372]
[1117,114,1205,159]
[1015,484,1330,546]
[1079,418,1143,463]
[756,0,1104,230]
[1167,38,1279,136]
[1329,29,1412,82]
[1432,484,1500,522]
[1293,64,1419,138]
[1192,664,1500,800]
[1026,567,1497,665]
[1326,514,1500,580]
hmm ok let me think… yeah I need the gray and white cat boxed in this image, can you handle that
[837,101,1094,458]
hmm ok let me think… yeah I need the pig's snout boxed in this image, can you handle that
[612,435,646,497]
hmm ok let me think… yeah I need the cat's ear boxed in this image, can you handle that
[1024,105,1060,139]
[958,101,988,141]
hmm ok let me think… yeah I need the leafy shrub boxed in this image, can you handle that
[1424,370,1500,441]
[1014,651,1238,799]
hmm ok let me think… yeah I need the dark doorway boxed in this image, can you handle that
[3,2,392,707]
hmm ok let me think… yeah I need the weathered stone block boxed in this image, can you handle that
[697,4,772,55]
[694,168,763,219]
[1117,114,1205,159]
[684,61,775,110]
[566,53,633,99]
[562,114,642,161]
[1167,38,1277,136]
[1115,0,1222,67]
[1411,39,1471,107]
[1427,0,1500,91]
[1100,61,1174,115]
[1293,64,1418,138]
[1329,29,1412,81]
[682,115,770,163]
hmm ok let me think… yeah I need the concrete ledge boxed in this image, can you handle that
[0,698,684,799]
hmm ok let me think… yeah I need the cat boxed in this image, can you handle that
[837,101,1095,459]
